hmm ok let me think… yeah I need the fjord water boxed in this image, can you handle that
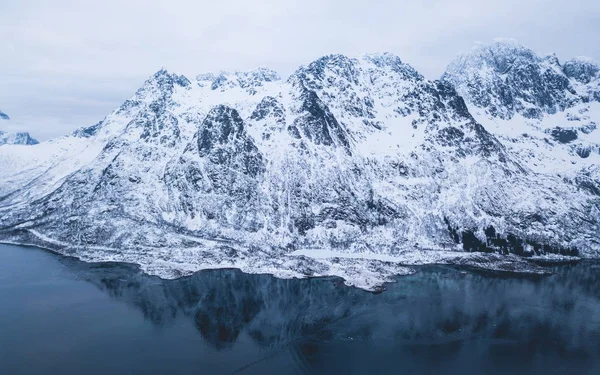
[0,244,599,375]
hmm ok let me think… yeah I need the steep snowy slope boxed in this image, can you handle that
[1,50,599,290]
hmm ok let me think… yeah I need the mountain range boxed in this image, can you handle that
[0,39,598,290]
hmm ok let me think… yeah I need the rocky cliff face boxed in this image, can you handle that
[1,43,599,289]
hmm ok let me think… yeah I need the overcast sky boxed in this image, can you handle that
[1,0,599,140]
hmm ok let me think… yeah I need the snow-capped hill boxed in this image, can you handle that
[442,38,583,120]
[1,48,600,290]
[0,110,9,120]
[0,131,39,145]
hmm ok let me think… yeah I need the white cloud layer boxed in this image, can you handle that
[1,0,599,140]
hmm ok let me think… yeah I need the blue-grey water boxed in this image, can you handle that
[0,244,599,375]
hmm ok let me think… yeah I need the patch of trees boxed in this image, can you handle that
[444,218,578,256]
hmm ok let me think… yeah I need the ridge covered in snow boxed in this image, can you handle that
[0,41,599,290]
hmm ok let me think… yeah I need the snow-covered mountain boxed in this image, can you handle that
[1,44,599,290]
[0,110,39,145]
[0,131,39,146]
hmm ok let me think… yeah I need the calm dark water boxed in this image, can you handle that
[0,244,599,375]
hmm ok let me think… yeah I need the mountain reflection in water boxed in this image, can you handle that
[0,244,599,374]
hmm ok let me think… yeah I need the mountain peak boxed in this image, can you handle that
[131,68,191,104]
[442,40,581,119]
[0,110,9,120]
[150,68,191,87]
[303,53,357,73]
[449,39,538,77]
[290,54,359,90]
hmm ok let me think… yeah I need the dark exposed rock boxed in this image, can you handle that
[549,127,578,143]
[197,105,264,177]
[290,82,351,151]
[576,146,591,158]
[250,96,285,124]
[563,58,600,84]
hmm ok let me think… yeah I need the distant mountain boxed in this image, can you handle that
[0,110,39,145]
[0,131,39,145]
[0,43,599,290]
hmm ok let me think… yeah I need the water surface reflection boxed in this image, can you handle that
[1,244,599,374]
[65,255,600,374]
